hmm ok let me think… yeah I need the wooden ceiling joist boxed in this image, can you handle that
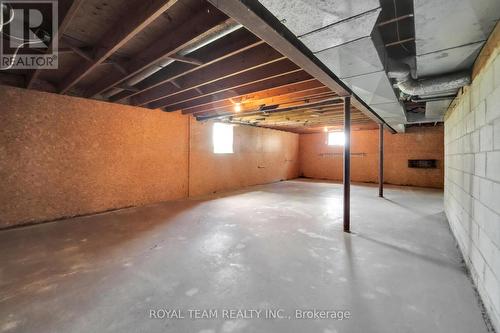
[167,71,313,113]
[109,28,262,103]
[235,111,372,128]
[182,79,325,115]
[0,0,381,133]
[148,58,301,109]
[132,43,285,106]
[26,0,85,88]
[207,0,350,97]
[198,96,344,121]
[192,86,333,117]
[58,0,179,94]
[167,55,204,66]
[86,7,231,98]
[207,0,392,130]
[239,110,368,123]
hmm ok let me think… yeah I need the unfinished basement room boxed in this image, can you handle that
[1,0,499,332]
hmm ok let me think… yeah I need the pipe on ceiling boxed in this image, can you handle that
[387,60,470,97]
[410,95,456,103]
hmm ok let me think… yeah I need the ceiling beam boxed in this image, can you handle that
[193,87,334,117]
[197,96,344,121]
[132,43,285,106]
[26,0,85,88]
[85,7,231,98]
[256,120,378,133]
[255,119,373,128]
[61,36,94,62]
[240,113,372,127]
[168,71,313,113]
[109,29,262,103]
[207,0,350,97]
[236,106,347,122]
[167,54,204,66]
[57,0,178,94]
[207,0,396,132]
[149,58,300,109]
[240,109,368,123]
[240,102,347,118]
[183,79,324,115]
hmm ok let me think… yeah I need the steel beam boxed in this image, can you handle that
[343,96,351,233]
[379,124,384,197]
[207,0,397,133]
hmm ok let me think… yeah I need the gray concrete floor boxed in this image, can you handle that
[0,179,491,333]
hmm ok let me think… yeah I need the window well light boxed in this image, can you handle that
[327,131,345,146]
[213,123,234,154]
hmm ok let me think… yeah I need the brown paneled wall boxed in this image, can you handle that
[189,119,299,197]
[0,86,299,228]
[0,86,444,228]
[0,87,190,228]
[299,126,444,188]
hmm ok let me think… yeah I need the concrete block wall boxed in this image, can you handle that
[444,25,500,330]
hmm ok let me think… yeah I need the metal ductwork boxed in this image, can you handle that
[258,0,408,131]
[255,0,499,128]
[388,61,470,98]
[404,0,500,124]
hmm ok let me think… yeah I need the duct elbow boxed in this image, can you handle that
[396,72,470,96]
[387,58,470,97]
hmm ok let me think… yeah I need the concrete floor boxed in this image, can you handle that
[0,179,490,333]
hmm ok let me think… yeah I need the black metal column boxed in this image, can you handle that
[379,123,384,197]
[343,96,351,232]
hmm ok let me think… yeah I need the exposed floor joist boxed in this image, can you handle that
[182,79,325,115]
[206,0,394,132]
[58,0,179,94]
[26,0,86,89]
[87,9,233,98]
[132,43,286,106]
[159,68,311,111]
[146,59,301,109]
[0,0,383,133]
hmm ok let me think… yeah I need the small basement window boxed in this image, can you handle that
[408,159,437,168]
[213,123,234,154]
[327,132,345,146]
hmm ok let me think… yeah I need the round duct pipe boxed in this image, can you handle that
[387,60,470,97]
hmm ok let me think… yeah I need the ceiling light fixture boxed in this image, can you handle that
[234,103,241,112]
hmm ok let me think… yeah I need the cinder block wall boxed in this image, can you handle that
[444,24,500,330]
[299,126,444,188]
